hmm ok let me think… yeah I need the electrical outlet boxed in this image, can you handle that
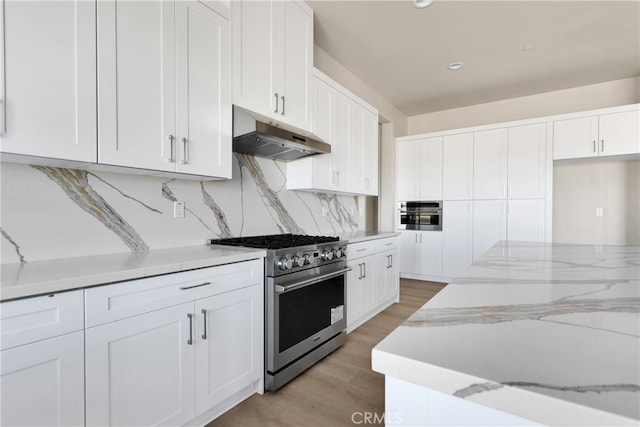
[595,208,604,217]
[174,201,185,218]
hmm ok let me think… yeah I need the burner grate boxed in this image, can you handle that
[209,233,339,250]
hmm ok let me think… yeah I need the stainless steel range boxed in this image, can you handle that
[208,234,349,391]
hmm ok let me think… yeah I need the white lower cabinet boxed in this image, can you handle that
[472,200,507,261]
[442,201,473,278]
[507,199,546,243]
[1,291,85,427]
[399,230,442,279]
[85,260,264,426]
[1,331,85,427]
[86,303,196,426]
[347,237,399,332]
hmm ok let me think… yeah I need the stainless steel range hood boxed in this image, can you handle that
[233,108,330,162]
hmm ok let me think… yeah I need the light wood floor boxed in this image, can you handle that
[207,279,446,427]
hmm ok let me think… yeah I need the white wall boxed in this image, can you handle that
[553,159,640,245]
[408,77,640,134]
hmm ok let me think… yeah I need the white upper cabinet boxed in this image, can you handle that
[0,0,97,162]
[473,128,508,199]
[443,133,474,200]
[232,0,312,133]
[553,107,640,160]
[286,69,379,196]
[507,123,546,199]
[98,0,231,178]
[396,137,442,201]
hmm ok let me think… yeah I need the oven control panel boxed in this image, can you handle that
[276,245,347,272]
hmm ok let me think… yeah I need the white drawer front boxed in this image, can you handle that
[375,237,399,252]
[0,290,84,350]
[347,241,376,260]
[85,259,263,328]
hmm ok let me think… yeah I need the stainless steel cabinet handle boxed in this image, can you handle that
[358,263,363,279]
[181,137,188,164]
[593,140,596,153]
[201,309,208,340]
[274,93,279,113]
[281,96,285,115]
[601,139,605,153]
[187,313,193,345]
[363,263,366,278]
[179,281,212,290]
[356,248,367,252]
[168,134,175,163]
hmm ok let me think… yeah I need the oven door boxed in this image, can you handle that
[266,262,349,374]
[398,210,420,230]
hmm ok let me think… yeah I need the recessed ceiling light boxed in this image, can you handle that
[412,0,434,8]
[522,44,535,52]
[448,61,464,70]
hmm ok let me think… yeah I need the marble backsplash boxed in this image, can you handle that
[0,154,360,264]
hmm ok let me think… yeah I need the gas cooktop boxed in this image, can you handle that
[208,233,340,250]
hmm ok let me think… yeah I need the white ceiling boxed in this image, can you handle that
[307,0,640,116]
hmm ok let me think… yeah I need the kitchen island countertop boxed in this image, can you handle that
[1,245,266,301]
[373,241,640,426]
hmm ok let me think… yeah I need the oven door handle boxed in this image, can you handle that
[274,267,353,294]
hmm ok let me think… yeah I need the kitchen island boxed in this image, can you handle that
[372,241,639,426]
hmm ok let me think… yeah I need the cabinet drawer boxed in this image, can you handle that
[375,237,399,252]
[1,290,84,350]
[85,259,263,327]
[347,241,376,260]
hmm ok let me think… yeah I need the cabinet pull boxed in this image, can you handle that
[187,313,193,345]
[168,134,176,163]
[179,281,212,290]
[363,263,367,278]
[274,93,279,113]
[356,248,367,252]
[601,139,605,153]
[420,234,423,243]
[593,140,597,153]
[181,137,188,164]
[281,95,285,115]
[385,242,393,246]
[201,309,208,340]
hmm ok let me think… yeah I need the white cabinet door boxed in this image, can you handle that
[399,230,418,275]
[1,0,96,162]
[347,257,376,327]
[195,285,262,414]
[231,0,274,118]
[397,140,419,201]
[362,108,380,195]
[474,128,508,199]
[442,201,473,278]
[417,137,443,200]
[599,110,640,156]
[312,75,334,144]
[381,249,399,302]
[417,231,443,277]
[473,200,507,261]
[553,116,598,160]
[508,199,546,243]
[97,0,175,171]
[1,332,84,427]
[231,0,311,133]
[443,133,474,200]
[175,1,231,178]
[279,0,312,132]
[507,123,546,199]
[86,303,196,427]
[332,90,352,191]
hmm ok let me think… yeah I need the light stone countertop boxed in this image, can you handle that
[372,241,640,426]
[1,245,266,301]
[338,230,400,244]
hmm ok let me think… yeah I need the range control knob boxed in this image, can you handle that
[292,255,304,268]
[321,250,334,261]
[334,248,343,259]
[302,254,312,265]
[277,257,293,270]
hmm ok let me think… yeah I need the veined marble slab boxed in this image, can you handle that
[0,245,265,301]
[373,241,640,426]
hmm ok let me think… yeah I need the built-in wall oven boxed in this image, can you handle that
[398,201,443,231]
[208,234,349,391]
